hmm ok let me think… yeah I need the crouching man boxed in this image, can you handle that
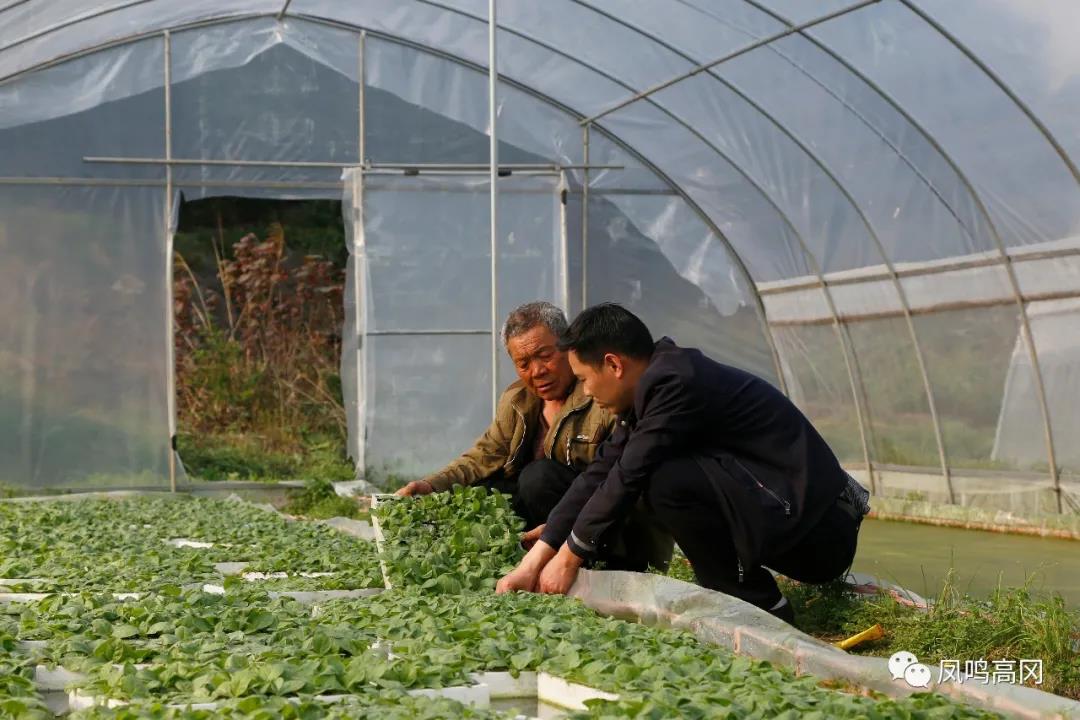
[395,302,670,572]
[496,304,869,623]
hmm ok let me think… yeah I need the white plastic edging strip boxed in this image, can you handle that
[239,571,336,581]
[368,494,393,589]
[0,593,50,602]
[0,578,47,585]
[213,562,249,575]
[2,591,144,603]
[270,589,383,603]
[536,672,618,711]
[70,684,491,712]
[164,538,214,549]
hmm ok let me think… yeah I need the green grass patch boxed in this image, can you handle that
[179,433,354,483]
[782,571,1080,699]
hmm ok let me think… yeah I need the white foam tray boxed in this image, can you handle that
[34,665,87,691]
[536,672,618,710]
[470,671,538,699]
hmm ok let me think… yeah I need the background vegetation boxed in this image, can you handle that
[173,197,353,482]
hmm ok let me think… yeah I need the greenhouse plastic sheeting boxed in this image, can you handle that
[342,170,566,479]
[0,2,1078,516]
[0,186,170,488]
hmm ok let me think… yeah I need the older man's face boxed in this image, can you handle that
[506,325,575,402]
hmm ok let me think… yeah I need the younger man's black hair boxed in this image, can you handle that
[557,303,654,366]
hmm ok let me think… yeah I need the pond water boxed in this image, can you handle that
[852,518,1080,608]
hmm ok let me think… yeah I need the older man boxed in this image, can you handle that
[395,301,611,530]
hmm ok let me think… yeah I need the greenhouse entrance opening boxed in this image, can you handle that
[172,196,350,483]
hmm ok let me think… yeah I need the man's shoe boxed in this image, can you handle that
[767,596,795,625]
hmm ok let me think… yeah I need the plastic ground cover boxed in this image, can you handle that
[570,569,1080,719]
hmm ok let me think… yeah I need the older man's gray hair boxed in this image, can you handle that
[501,301,569,347]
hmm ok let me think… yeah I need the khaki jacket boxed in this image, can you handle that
[423,380,614,492]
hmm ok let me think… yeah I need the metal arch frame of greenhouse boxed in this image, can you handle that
[0,0,1077,512]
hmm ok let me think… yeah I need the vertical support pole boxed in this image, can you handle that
[488,0,499,415]
[350,170,366,478]
[359,31,366,168]
[838,320,877,495]
[163,30,176,493]
[558,171,570,314]
[353,30,367,479]
[1004,263,1061,512]
[581,123,590,313]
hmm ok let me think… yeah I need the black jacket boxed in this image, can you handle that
[540,338,849,570]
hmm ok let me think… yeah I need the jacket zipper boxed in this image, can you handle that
[737,557,744,583]
[548,402,590,464]
[733,458,791,516]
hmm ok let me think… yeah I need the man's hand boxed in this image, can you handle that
[395,480,434,497]
[496,540,557,594]
[537,544,584,595]
[495,563,540,594]
[520,524,545,551]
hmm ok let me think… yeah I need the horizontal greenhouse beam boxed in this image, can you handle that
[868,462,1078,483]
[767,288,1080,328]
[578,0,881,125]
[0,175,343,190]
[365,330,491,336]
[757,245,1080,296]
[82,156,621,172]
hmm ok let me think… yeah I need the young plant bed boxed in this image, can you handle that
[0,496,382,593]
[312,589,1001,718]
[372,487,524,592]
[6,575,999,719]
[0,488,1020,717]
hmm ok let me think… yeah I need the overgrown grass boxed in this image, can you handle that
[281,477,365,520]
[173,206,355,484]
[655,555,1080,698]
[178,432,354,483]
[781,571,1080,699]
